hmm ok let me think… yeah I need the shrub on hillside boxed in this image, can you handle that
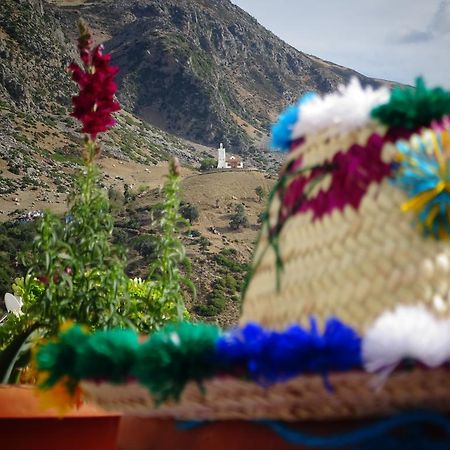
[198,236,211,251]
[180,202,199,224]
[199,157,217,171]
[214,248,247,273]
[195,286,226,317]
[131,234,158,261]
[255,185,265,202]
[229,204,249,230]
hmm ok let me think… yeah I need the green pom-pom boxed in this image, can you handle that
[371,77,450,129]
[36,325,90,388]
[75,329,139,383]
[132,322,220,403]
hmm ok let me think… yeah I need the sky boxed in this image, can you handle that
[232,0,450,88]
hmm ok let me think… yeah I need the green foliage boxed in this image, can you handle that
[199,157,217,172]
[195,272,239,317]
[23,160,130,337]
[196,277,227,316]
[214,248,248,273]
[12,276,44,306]
[188,229,201,238]
[7,164,20,175]
[0,20,198,377]
[371,77,450,130]
[128,277,188,332]
[0,320,40,383]
[130,234,157,262]
[130,159,194,332]
[50,150,82,166]
[196,249,245,317]
[132,322,220,402]
[190,50,214,79]
[0,278,42,374]
[180,202,199,224]
[229,204,249,230]
[195,289,226,317]
[224,274,238,292]
[0,221,36,299]
[138,184,149,194]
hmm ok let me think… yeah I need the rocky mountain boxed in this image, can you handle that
[0,0,220,217]
[50,0,387,154]
[0,0,209,164]
[0,0,74,112]
[0,0,390,166]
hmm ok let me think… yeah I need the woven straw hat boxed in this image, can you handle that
[37,78,450,427]
[242,79,450,333]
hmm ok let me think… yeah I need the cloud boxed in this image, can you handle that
[390,0,450,44]
[431,0,450,34]
[392,30,433,44]
[232,0,450,88]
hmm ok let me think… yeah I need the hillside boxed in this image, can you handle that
[126,169,275,326]
[49,0,387,153]
[0,0,217,161]
[0,0,226,217]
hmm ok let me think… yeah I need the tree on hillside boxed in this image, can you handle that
[255,185,265,203]
[200,158,217,172]
[180,202,199,224]
[229,204,249,230]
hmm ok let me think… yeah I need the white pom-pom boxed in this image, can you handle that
[362,305,450,374]
[292,77,389,140]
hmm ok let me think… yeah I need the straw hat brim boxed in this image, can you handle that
[81,367,450,421]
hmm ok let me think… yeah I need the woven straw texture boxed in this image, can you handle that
[81,368,450,421]
[241,124,450,332]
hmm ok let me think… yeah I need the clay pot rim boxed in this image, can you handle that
[0,384,121,419]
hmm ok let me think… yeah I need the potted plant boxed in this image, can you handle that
[0,20,192,450]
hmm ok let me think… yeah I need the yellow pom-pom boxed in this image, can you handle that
[36,376,83,416]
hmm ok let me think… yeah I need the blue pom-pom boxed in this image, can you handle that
[271,104,300,151]
[304,317,362,373]
[270,92,317,152]
[215,318,361,385]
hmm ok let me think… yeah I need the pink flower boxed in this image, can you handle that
[69,32,120,139]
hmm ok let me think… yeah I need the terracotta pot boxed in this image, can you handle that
[0,385,120,450]
[116,415,450,450]
[116,417,360,450]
